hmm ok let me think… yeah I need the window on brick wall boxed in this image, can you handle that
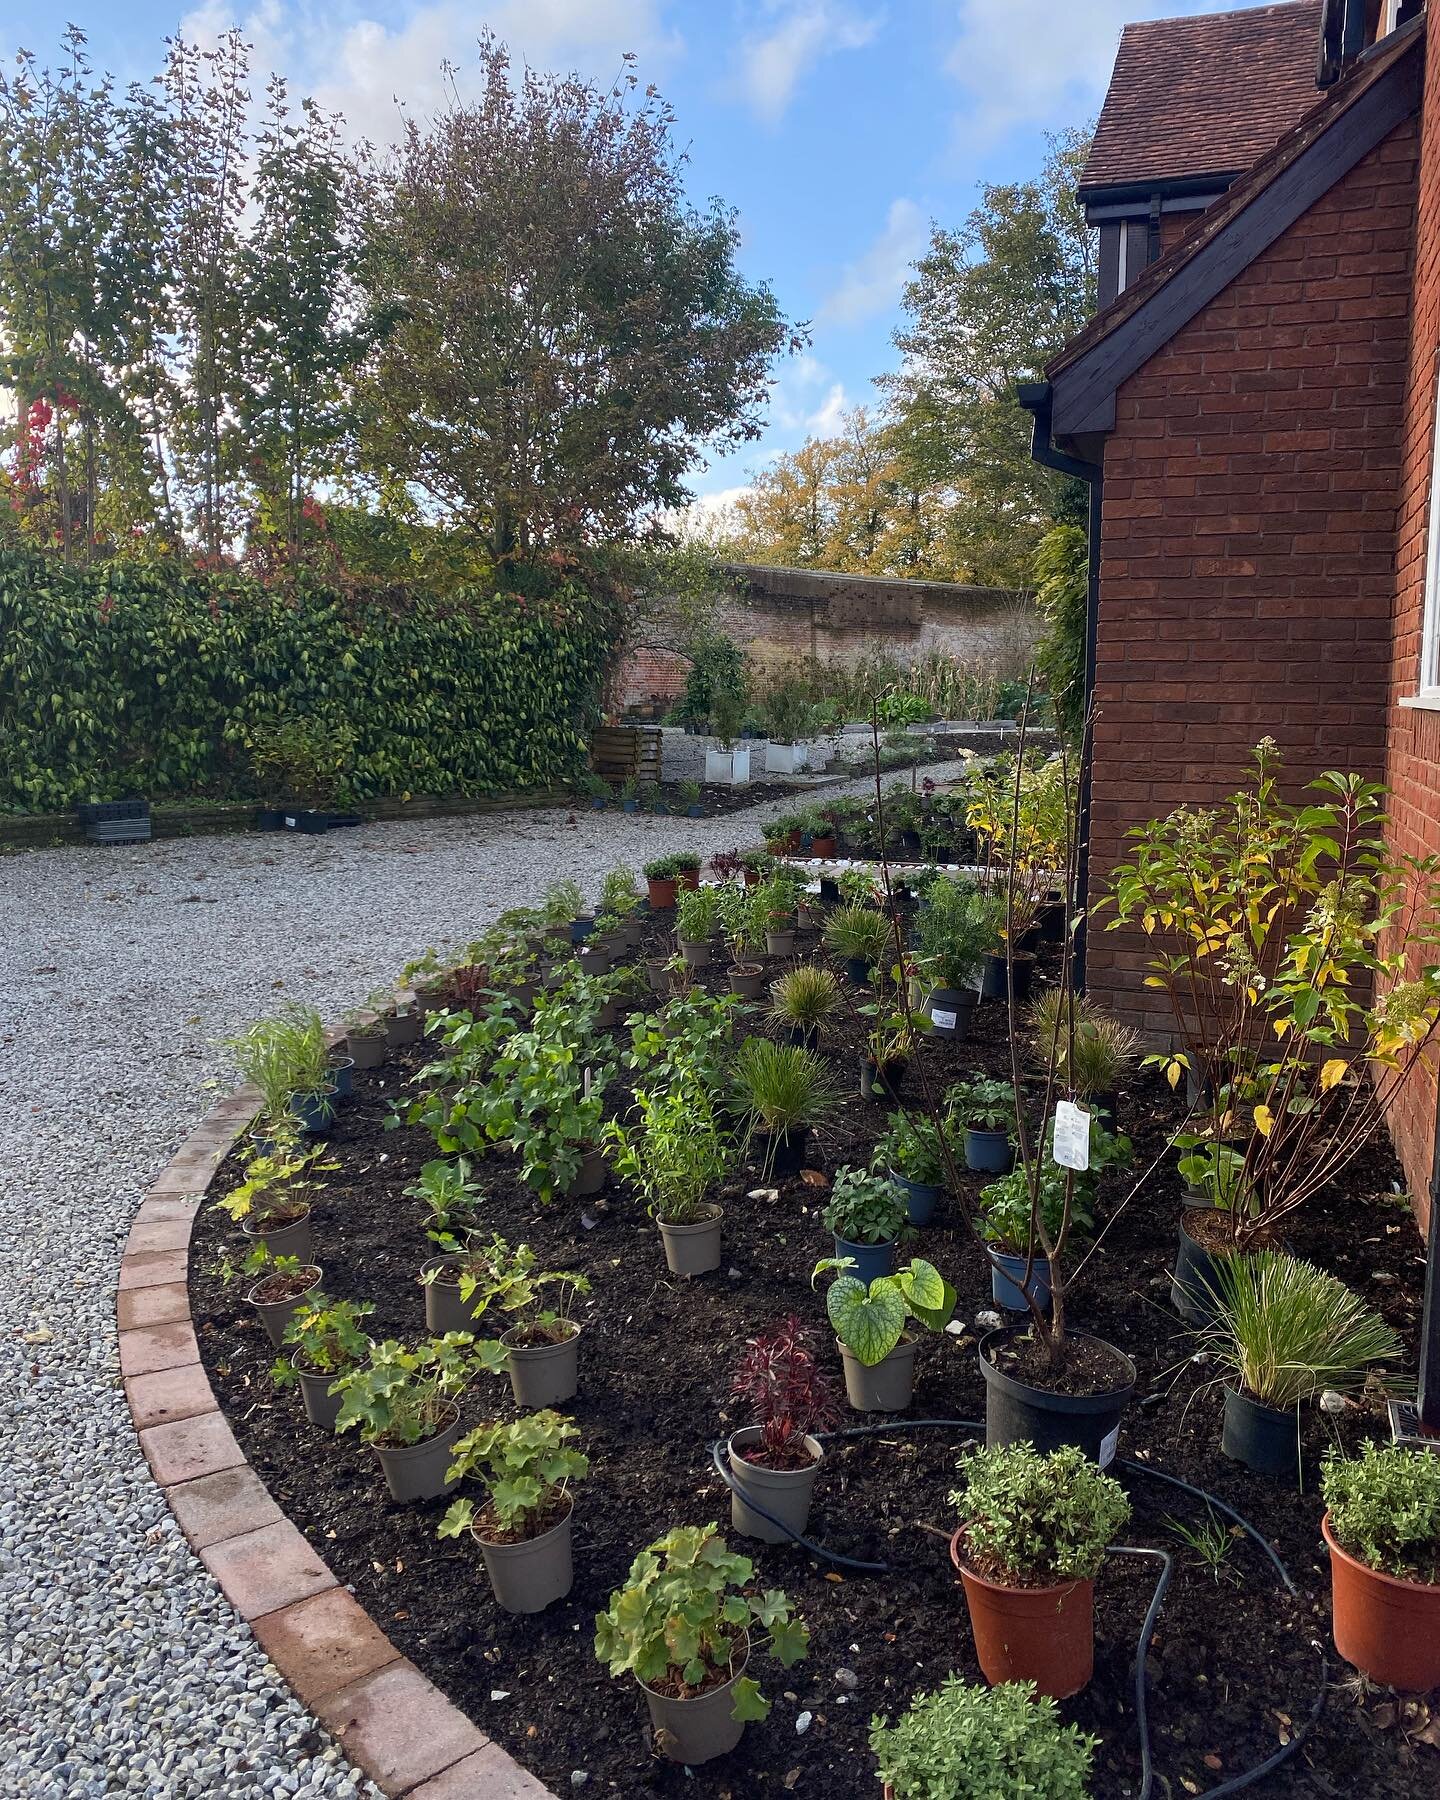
[1424,371,1440,699]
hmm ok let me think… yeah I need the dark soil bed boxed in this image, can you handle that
[191,906,1437,1799]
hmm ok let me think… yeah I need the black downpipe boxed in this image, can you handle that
[1019,382,1102,991]
[1418,1076,1440,1429]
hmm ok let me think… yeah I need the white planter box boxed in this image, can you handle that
[705,747,752,785]
[763,741,809,775]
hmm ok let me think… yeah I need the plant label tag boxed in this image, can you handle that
[1052,1102,1091,1172]
[930,1008,958,1032]
[1099,1424,1119,1469]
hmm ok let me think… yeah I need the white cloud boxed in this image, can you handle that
[666,482,754,541]
[819,196,926,326]
[944,0,1256,150]
[179,0,682,145]
[735,2,882,124]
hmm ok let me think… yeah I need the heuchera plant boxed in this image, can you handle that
[731,1317,841,1467]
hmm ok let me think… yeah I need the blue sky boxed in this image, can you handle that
[6,1,1268,510]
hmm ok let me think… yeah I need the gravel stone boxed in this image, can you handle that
[0,762,968,1796]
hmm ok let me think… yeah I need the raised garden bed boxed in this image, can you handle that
[189,901,1435,1799]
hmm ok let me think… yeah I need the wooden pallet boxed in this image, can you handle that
[591,725,662,785]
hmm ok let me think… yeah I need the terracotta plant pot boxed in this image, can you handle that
[641,1640,750,1764]
[810,834,837,857]
[647,876,678,910]
[476,1499,574,1614]
[385,1009,421,1049]
[371,1405,463,1503]
[247,1265,323,1349]
[503,1323,580,1408]
[242,1207,313,1263]
[838,1336,916,1412]
[293,1356,345,1430]
[346,1030,385,1070]
[564,1147,606,1198]
[949,1529,1095,1699]
[657,1207,723,1275]
[677,866,702,892]
[728,964,765,1000]
[727,1427,823,1545]
[1322,1513,1440,1692]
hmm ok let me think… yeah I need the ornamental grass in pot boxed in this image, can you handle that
[727,1316,842,1544]
[1198,1251,1399,1481]
[948,1442,1130,1699]
[824,902,891,986]
[605,1077,733,1276]
[733,1036,835,1180]
[1321,1442,1440,1692]
[812,1254,956,1413]
[273,1294,375,1430]
[870,1675,1098,1800]
[594,1524,808,1765]
[821,1165,908,1287]
[1028,991,1139,1130]
[439,1411,588,1614]
[333,1333,501,1503]
[765,963,840,1050]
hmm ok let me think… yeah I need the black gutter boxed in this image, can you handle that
[1017,381,1102,993]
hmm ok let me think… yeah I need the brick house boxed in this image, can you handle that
[1022,1,1440,1217]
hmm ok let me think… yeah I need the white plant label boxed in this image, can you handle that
[930,1008,958,1032]
[1052,1101,1092,1172]
[1099,1424,1119,1469]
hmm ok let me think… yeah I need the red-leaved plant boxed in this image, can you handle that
[732,1316,842,1469]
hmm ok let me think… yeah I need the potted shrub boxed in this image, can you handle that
[757,875,799,957]
[949,1077,1016,1173]
[1169,1140,1251,1323]
[471,1021,613,1202]
[594,1524,808,1765]
[600,866,645,949]
[438,1411,588,1613]
[727,1316,842,1544]
[214,1138,333,1263]
[813,1254,956,1412]
[733,1037,834,1178]
[223,1244,324,1349]
[645,855,681,910]
[342,1006,386,1070]
[821,1166,908,1286]
[948,1442,1130,1699]
[1200,1252,1400,1479]
[766,963,840,1049]
[1321,1442,1440,1692]
[605,1079,733,1275]
[761,818,792,857]
[705,682,753,785]
[740,846,770,887]
[875,1111,950,1227]
[333,1334,500,1502]
[858,1003,924,1105]
[717,883,767,1000]
[870,1675,1098,1799]
[273,1294,375,1429]
[676,883,722,969]
[824,903,892,985]
[914,880,1003,1039]
[809,810,838,859]
[673,850,703,892]
[1029,992,1139,1126]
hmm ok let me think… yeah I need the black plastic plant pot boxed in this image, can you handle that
[759,1126,808,1178]
[859,1056,907,1105]
[845,956,872,986]
[980,1327,1136,1466]
[1171,1206,1235,1324]
[819,877,840,903]
[926,987,976,1040]
[1039,900,1066,945]
[964,1127,1013,1174]
[978,954,1007,1001]
[978,953,1034,1002]
[1221,1385,1301,1479]
[784,1025,820,1052]
[256,808,287,832]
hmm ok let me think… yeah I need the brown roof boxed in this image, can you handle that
[1051,16,1423,380]
[1079,2,1324,195]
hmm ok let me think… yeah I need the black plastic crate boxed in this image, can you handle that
[77,798,151,844]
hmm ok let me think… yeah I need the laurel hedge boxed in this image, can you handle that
[0,551,620,812]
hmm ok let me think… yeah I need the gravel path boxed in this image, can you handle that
[0,762,969,1799]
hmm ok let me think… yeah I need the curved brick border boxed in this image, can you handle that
[118,1077,556,1800]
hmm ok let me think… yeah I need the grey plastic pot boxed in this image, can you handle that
[727,1428,823,1544]
[765,928,796,956]
[503,1323,580,1408]
[565,1148,606,1198]
[728,964,765,1000]
[247,1267,323,1349]
[641,1639,751,1764]
[385,1009,421,1049]
[678,938,712,969]
[838,1336,917,1412]
[371,1406,463,1503]
[242,1208,313,1263]
[646,959,672,995]
[1221,1385,1301,1479]
[293,1356,344,1431]
[657,1207,723,1275]
[420,1255,481,1335]
[346,1030,386,1070]
[475,1499,574,1614]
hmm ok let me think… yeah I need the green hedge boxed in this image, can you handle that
[0,552,619,812]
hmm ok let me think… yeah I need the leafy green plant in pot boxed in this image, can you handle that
[859,998,927,1105]
[439,1410,588,1614]
[1199,1252,1400,1481]
[1321,1443,1440,1692]
[727,1316,843,1544]
[604,1077,734,1275]
[948,1077,1016,1174]
[812,1253,955,1412]
[824,902,892,985]
[497,1259,591,1410]
[332,1333,503,1503]
[221,1243,324,1349]
[272,1294,375,1429]
[914,878,1003,1038]
[594,1523,808,1765]
[1170,1139,1250,1323]
[949,1442,1130,1699]
[717,882,766,999]
[757,873,799,956]
[733,1037,835,1178]
[870,1676,1098,1800]
[821,1166,908,1286]
[875,1110,951,1227]
[675,883,722,968]
[766,963,840,1049]
[341,1004,386,1070]
[644,854,682,910]
[214,1139,335,1264]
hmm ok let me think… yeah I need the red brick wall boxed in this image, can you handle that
[1087,118,1420,1072]
[1383,13,1440,1223]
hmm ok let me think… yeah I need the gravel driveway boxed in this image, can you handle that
[0,763,968,1799]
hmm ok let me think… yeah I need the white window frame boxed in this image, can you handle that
[1421,370,1440,699]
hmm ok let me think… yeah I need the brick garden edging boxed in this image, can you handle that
[117,1084,556,1800]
